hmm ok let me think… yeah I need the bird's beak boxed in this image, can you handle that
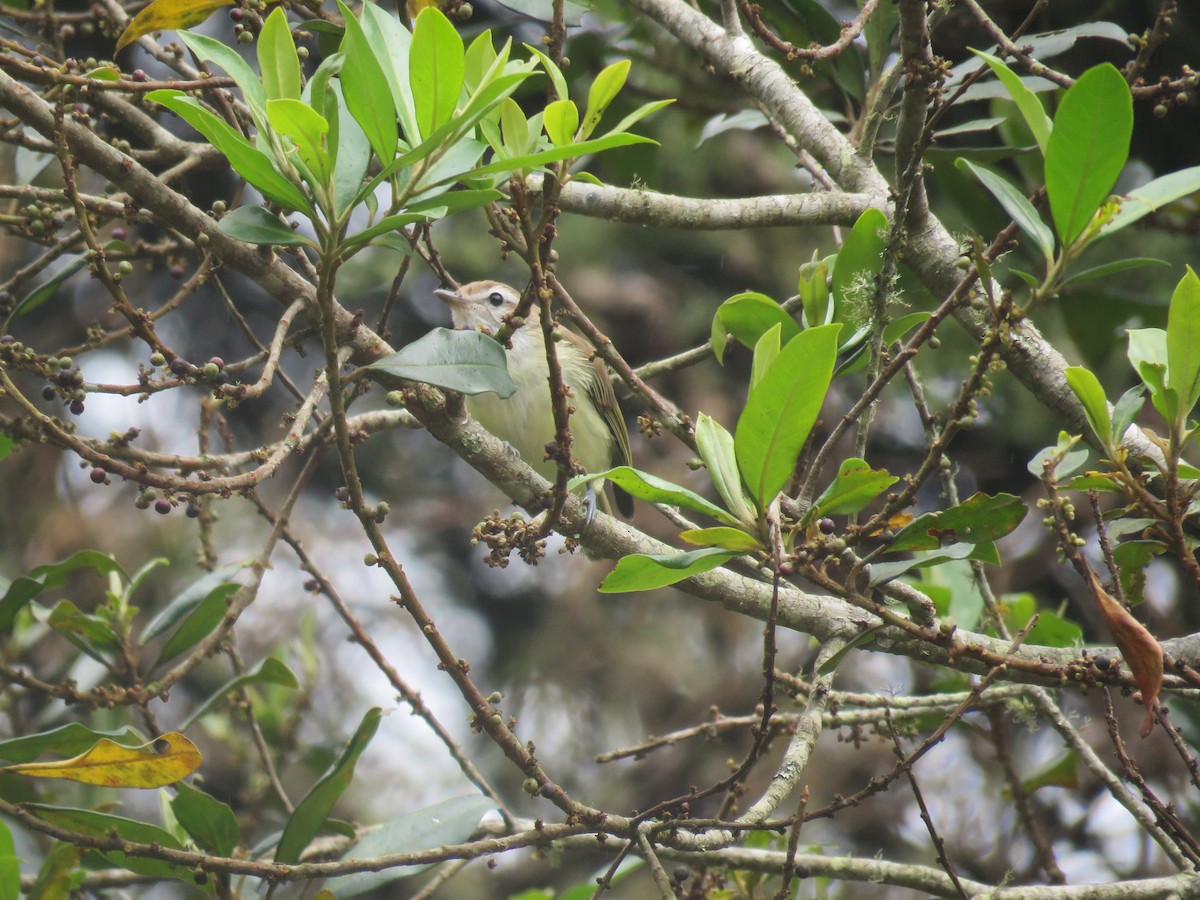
[433,288,463,309]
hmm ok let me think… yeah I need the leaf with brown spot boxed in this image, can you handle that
[0,732,202,787]
[115,0,233,54]
[1086,569,1163,737]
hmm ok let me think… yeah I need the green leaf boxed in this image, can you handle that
[172,781,240,857]
[275,708,382,865]
[147,90,311,212]
[1044,64,1132,245]
[889,493,1027,552]
[867,542,999,587]
[1167,266,1200,417]
[524,43,568,101]
[0,435,11,464]
[27,842,82,900]
[710,292,800,364]
[1062,257,1168,287]
[344,213,431,249]
[581,59,630,139]
[218,205,315,246]
[1020,751,1079,792]
[336,0,398,164]
[0,724,144,763]
[462,29,497,94]
[605,98,674,137]
[543,99,579,147]
[883,311,931,345]
[1027,436,1089,479]
[179,657,299,731]
[1000,592,1082,648]
[0,820,18,900]
[410,7,465,139]
[1113,539,1166,605]
[810,457,897,520]
[599,548,738,593]
[44,600,121,664]
[968,48,1052,153]
[830,208,888,321]
[26,805,210,889]
[1111,384,1145,447]
[1100,165,1200,237]
[178,30,268,125]
[1127,327,1176,422]
[569,466,743,528]
[5,254,89,325]
[817,625,882,675]
[329,795,497,896]
[359,2,420,146]
[258,7,301,101]
[1064,366,1112,449]
[406,187,503,216]
[750,323,781,393]
[0,550,124,632]
[141,565,245,646]
[679,527,762,552]
[695,413,755,524]
[956,158,1054,262]
[735,323,841,509]
[267,99,332,186]
[797,257,831,327]
[152,581,239,669]
[370,328,517,398]
[466,132,655,179]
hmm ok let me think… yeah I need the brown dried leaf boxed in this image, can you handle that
[1086,569,1163,737]
[115,0,233,54]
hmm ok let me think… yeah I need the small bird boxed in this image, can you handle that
[434,280,633,517]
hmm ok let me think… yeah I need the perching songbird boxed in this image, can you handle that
[434,281,633,517]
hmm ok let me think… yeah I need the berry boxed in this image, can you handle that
[154,498,172,515]
[335,486,350,502]
[69,399,85,415]
[42,385,56,400]
[89,467,107,484]
[185,503,201,518]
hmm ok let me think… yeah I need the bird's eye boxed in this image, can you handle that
[487,292,505,308]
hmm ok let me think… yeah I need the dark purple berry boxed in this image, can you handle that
[69,399,85,415]
[42,385,56,400]
[169,358,189,376]
[154,498,171,515]
[208,357,224,369]
[0,334,14,343]
[111,227,127,241]
[89,467,107,484]
[185,503,201,518]
[335,486,350,502]
[132,69,147,82]
[818,517,835,534]
[229,7,243,20]
[169,265,186,280]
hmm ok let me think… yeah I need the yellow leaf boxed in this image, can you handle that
[405,0,439,18]
[115,0,233,54]
[0,733,202,788]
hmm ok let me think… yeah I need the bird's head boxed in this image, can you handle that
[434,281,526,333]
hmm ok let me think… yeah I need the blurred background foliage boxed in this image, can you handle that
[1,0,1200,895]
